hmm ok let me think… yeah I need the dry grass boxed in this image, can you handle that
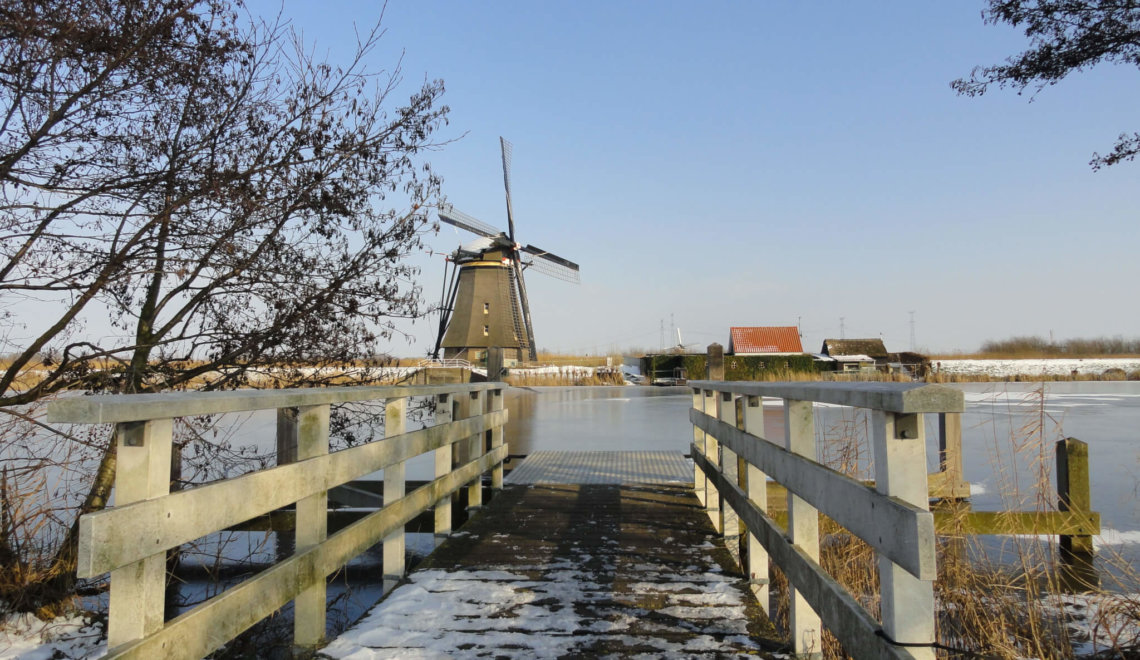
[0,358,419,392]
[531,352,623,368]
[926,370,1140,384]
[505,369,624,387]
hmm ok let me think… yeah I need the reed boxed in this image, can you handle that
[505,368,624,387]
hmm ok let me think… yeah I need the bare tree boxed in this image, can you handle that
[0,0,449,605]
[953,0,1140,168]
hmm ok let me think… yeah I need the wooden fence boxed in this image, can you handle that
[47,383,507,660]
[689,380,962,659]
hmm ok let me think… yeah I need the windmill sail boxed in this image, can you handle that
[521,244,580,283]
[438,205,502,239]
[501,137,516,241]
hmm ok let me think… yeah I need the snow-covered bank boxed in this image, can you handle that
[0,613,104,660]
[934,358,1140,378]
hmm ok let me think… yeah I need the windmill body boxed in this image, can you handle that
[432,138,579,366]
[439,238,529,364]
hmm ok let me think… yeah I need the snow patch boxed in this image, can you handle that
[935,358,1140,378]
[0,612,105,660]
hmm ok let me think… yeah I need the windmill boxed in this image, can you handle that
[431,138,579,365]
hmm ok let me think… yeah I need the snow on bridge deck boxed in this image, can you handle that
[318,452,782,659]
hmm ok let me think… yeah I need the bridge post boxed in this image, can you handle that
[740,395,770,615]
[1057,437,1098,590]
[292,404,331,651]
[706,343,724,380]
[718,391,740,562]
[933,412,969,499]
[490,388,505,491]
[106,419,173,650]
[872,412,935,660]
[487,346,505,383]
[383,397,407,593]
[785,399,821,658]
[433,393,453,547]
[693,388,707,506]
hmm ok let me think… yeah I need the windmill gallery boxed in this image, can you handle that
[431,138,580,365]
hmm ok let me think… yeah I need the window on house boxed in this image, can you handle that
[483,325,490,336]
[483,302,489,314]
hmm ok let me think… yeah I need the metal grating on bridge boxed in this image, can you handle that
[504,450,693,485]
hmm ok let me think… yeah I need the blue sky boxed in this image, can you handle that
[251,1,1139,356]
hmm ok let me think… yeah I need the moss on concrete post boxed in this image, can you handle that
[1057,437,1098,591]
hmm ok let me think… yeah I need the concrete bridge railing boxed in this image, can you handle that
[47,383,508,660]
[689,380,965,660]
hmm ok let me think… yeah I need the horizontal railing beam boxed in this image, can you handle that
[688,380,964,414]
[47,383,502,424]
[692,447,914,660]
[100,445,507,660]
[691,408,935,580]
[79,408,508,576]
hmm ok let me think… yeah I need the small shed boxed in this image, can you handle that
[819,338,888,372]
[729,326,804,355]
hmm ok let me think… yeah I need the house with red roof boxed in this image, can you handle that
[728,326,804,356]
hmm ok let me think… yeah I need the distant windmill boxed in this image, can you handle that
[431,138,580,364]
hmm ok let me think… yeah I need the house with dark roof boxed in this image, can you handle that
[816,338,931,376]
[818,338,887,372]
[728,326,803,355]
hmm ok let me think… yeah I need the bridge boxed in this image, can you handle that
[46,376,1096,659]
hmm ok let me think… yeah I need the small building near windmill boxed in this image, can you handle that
[818,338,887,373]
[818,338,931,376]
[728,326,804,356]
[641,326,816,382]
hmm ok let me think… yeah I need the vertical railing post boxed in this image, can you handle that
[490,388,505,491]
[292,404,331,651]
[467,390,485,510]
[785,399,821,659]
[872,411,935,660]
[718,391,740,562]
[383,397,407,593]
[937,413,962,483]
[107,419,172,650]
[692,387,707,506]
[703,388,721,532]
[433,393,453,547]
[1057,437,1098,590]
[740,394,770,615]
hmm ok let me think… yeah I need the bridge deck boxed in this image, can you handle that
[319,453,782,659]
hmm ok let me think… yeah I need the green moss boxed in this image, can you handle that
[640,353,817,381]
